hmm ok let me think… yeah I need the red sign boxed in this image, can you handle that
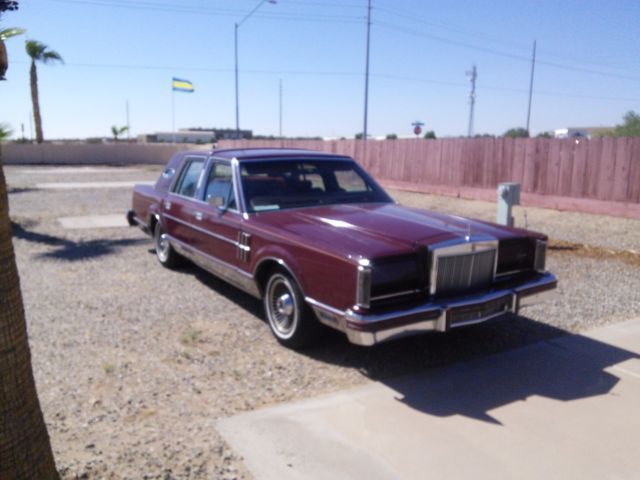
[413,125,422,136]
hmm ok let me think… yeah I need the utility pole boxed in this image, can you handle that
[279,78,283,138]
[526,40,537,135]
[466,64,477,137]
[234,22,239,134]
[363,0,372,141]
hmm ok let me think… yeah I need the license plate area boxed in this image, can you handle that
[447,294,512,327]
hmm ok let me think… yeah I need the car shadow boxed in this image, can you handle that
[152,256,639,425]
[11,221,147,261]
[8,187,39,195]
[157,254,264,318]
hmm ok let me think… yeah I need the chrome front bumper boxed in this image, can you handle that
[308,273,558,346]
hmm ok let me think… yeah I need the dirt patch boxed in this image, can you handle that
[549,239,640,268]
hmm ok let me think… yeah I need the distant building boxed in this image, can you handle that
[138,128,252,144]
[554,127,614,139]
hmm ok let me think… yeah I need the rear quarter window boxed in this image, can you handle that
[173,157,205,198]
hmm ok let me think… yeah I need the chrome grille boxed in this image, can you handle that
[435,249,496,297]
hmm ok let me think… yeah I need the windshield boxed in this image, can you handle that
[240,159,392,212]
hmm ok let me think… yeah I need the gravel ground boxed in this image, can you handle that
[5,165,640,479]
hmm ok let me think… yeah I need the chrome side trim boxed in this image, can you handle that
[305,297,346,331]
[236,232,251,262]
[305,297,345,317]
[132,214,146,228]
[164,213,238,247]
[168,235,260,298]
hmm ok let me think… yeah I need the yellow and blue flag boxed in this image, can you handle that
[172,77,194,93]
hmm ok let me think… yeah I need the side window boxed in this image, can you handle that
[334,169,369,192]
[173,158,205,198]
[205,163,237,210]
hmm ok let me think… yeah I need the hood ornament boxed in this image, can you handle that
[465,223,471,242]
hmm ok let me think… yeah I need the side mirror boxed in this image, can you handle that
[208,195,227,210]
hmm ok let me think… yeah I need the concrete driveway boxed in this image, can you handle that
[219,319,640,480]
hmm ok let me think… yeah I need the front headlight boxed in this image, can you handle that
[355,254,423,308]
[356,264,372,308]
[534,239,547,272]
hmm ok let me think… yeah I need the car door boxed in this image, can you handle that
[163,155,207,251]
[192,161,245,269]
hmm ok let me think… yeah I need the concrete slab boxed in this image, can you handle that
[218,319,640,480]
[58,214,128,229]
[36,181,154,189]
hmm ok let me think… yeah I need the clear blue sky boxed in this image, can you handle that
[2,0,639,140]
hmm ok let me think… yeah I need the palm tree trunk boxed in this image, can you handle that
[29,60,43,144]
[0,153,58,478]
[0,39,8,80]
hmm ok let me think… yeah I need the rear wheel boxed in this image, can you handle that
[154,222,181,268]
[264,271,320,349]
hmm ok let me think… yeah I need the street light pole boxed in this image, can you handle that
[234,0,276,137]
[363,0,371,142]
[234,22,239,134]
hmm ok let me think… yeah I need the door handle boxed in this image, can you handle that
[194,211,203,221]
[164,201,172,210]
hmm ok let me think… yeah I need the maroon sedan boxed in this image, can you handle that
[128,148,557,348]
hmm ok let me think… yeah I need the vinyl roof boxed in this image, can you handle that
[210,148,352,162]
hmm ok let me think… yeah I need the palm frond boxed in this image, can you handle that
[0,123,13,142]
[25,39,46,60]
[0,27,25,41]
[42,50,63,64]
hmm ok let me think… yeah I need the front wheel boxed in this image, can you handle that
[154,222,181,268]
[264,271,320,349]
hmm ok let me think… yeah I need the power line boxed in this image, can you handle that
[46,0,364,23]
[9,59,639,102]
[375,1,640,76]
[375,20,640,83]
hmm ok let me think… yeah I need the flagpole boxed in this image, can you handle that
[172,86,176,144]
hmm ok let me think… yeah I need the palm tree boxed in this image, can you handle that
[111,125,128,143]
[25,40,62,144]
[1,132,60,480]
[0,27,24,79]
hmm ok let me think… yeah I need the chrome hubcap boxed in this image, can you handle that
[156,228,170,261]
[275,293,294,317]
[267,276,297,337]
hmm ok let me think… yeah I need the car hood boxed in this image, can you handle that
[251,202,543,261]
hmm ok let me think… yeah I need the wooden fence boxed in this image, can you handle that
[1,143,208,166]
[218,138,640,205]
[3,138,639,217]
